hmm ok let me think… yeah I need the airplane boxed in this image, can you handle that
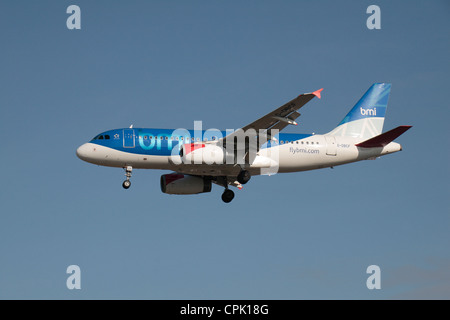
[76,83,411,203]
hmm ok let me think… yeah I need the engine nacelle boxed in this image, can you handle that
[180,143,225,165]
[160,173,212,195]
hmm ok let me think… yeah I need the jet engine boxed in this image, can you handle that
[160,173,212,195]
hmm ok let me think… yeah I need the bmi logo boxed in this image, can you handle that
[360,107,377,116]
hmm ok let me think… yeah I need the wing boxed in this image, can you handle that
[241,88,323,133]
[219,88,323,150]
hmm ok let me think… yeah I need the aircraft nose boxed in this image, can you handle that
[76,143,92,161]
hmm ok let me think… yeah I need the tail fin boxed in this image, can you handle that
[327,83,391,139]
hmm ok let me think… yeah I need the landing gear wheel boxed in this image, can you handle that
[221,189,235,203]
[122,166,133,189]
[122,180,131,189]
[237,170,251,184]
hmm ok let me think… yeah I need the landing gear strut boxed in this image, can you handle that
[237,169,251,184]
[122,166,132,189]
[222,189,235,203]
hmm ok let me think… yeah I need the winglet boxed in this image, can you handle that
[312,88,323,99]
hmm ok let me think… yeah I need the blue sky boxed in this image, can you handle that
[0,0,449,299]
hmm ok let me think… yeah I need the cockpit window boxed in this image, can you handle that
[92,134,110,141]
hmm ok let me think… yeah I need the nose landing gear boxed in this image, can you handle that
[122,166,132,189]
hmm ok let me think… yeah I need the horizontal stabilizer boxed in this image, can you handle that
[355,126,412,148]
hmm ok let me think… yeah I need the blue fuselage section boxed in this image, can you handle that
[90,128,313,156]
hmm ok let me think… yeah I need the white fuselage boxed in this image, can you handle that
[76,135,402,177]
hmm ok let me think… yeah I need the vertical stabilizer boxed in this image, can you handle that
[327,83,391,139]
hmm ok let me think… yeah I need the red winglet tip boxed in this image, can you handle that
[312,88,323,99]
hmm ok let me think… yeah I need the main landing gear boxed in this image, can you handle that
[222,188,235,203]
[122,166,132,189]
[237,169,251,185]
[220,170,250,203]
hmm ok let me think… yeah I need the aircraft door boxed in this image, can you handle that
[123,129,135,148]
[325,135,337,156]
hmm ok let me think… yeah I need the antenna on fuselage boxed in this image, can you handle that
[129,124,133,128]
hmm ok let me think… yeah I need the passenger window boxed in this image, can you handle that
[144,136,148,140]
